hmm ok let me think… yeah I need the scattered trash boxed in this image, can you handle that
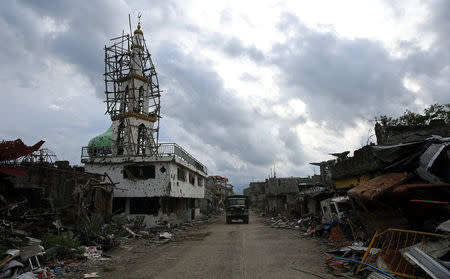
[159,232,173,240]
[84,271,101,278]
[15,271,38,279]
[436,219,450,234]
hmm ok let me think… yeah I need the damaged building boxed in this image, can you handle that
[311,120,450,233]
[200,176,234,214]
[243,181,265,210]
[81,21,207,226]
[245,119,449,234]
[244,175,322,217]
[0,139,115,227]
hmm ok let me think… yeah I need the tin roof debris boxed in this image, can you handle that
[0,139,45,177]
[0,139,45,162]
[347,172,413,201]
[403,246,450,279]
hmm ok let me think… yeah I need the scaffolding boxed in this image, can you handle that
[104,29,161,149]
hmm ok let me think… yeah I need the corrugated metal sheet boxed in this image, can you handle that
[0,139,45,161]
[347,172,413,201]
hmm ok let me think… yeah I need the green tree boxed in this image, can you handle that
[375,103,450,126]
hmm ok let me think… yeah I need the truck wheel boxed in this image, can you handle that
[226,217,231,224]
[244,217,249,224]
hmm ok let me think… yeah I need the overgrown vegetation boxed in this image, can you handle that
[375,103,450,126]
[77,214,113,244]
[41,231,81,258]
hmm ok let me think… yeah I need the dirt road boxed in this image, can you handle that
[102,215,333,279]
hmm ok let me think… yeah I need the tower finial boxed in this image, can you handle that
[134,12,143,35]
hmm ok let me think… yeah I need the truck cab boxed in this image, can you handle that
[225,195,249,224]
[320,196,351,224]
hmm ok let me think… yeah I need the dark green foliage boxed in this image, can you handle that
[41,231,81,258]
[375,103,450,126]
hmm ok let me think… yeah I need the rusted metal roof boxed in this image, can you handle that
[0,139,45,177]
[0,139,45,161]
[347,172,413,201]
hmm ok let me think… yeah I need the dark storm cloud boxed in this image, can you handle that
[408,0,450,102]
[269,13,416,131]
[1,0,186,98]
[202,35,265,62]
[1,1,126,97]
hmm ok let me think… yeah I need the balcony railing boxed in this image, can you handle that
[81,143,207,174]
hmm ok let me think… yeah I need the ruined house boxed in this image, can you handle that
[260,176,321,216]
[0,139,113,225]
[243,181,266,210]
[312,121,450,232]
[200,176,233,213]
[81,20,207,226]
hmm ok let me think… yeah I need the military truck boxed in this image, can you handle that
[225,195,249,224]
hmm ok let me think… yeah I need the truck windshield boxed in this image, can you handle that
[336,201,351,212]
[229,199,246,205]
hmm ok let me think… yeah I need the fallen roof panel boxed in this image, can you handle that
[0,139,45,161]
[347,172,413,201]
[403,246,450,279]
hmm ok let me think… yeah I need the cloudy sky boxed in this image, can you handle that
[1,0,449,193]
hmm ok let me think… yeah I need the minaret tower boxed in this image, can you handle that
[104,17,161,156]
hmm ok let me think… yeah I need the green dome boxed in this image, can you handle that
[88,125,113,149]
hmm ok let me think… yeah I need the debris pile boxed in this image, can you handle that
[0,208,214,278]
[0,138,215,278]
[252,121,450,278]
[265,216,450,278]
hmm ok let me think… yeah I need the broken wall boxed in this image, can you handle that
[266,176,321,195]
[85,159,205,199]
[10,162,99,208]
[375,122,450,145]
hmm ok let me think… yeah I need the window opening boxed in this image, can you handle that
[331,203,338,214]
[129,197,159,215]
[138,86,144,113]
[189,173,195,185]
[120,85,129,113]
[177,168,186,181]
[137,124,146,155]
[123,165,155,180]
[112,197,126,214]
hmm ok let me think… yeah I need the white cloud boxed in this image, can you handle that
[38,16,69,37]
